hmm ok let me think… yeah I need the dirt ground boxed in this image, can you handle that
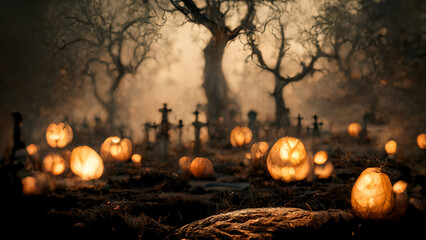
[1,133,425,239]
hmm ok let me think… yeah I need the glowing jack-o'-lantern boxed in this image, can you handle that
[384,140,397,155]
[267,137,311,182]
[230,127,252,147]
[347,122,362,137]
[417,133,426,149]
[190,157,215,179]
[351,167,394,220]
[179,156,192,172]
[251,142,269,169]
[100,136,133,161]
[313,150,328,165]
[46,123,73,148]
[43,153,66,175]
[70,146,104,180]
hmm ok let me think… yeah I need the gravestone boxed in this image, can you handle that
[312,115,323,137]
[247,110,259,141]
[156,103,172,159]
[295,114,303,135]
[192,109,208,155]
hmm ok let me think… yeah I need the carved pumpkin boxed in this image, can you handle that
[267,137,311,182]
[314,161,334,179]
[46,123,73,148]
[384,140,397,155]
[351,167,394,220]
[100,136,133,161]
[347,122,362,137]
[313,150,328,165]
[190,157,215,179]
[131,154,142,163]
[179,156,192,172]
[250,142,269,169]
[70,146,104,180]
[43,153,66,175]
[230,126,252,147]
[417,133,426,149]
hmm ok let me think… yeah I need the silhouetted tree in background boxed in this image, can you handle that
[52,0,165,133]
[169,0,255,138]
[246,2,327,129]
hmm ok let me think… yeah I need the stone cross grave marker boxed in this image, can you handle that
[192,109,208,154]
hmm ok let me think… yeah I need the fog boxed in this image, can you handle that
[1,0,425,156]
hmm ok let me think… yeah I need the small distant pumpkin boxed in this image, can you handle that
[26,144,38,156]
[21,172,55,195]
[179,156,192,172]
[43,153,66,175]
[384,140,397,155]
[230,127,252,147]
[250,142,269,169]
[347,123,362,137]
[313,150,328,165]
[46,123,73,148]
[314,161,334,179]
[190,157,215,179]
[100,136,133,161]
[351,167,394,220]
[417,133,426,149]
[392,180,408,219]
[131,154,142,164]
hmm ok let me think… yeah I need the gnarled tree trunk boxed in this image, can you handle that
[169,207,354,239]
[203,35,230,124]
[273,80,290,128]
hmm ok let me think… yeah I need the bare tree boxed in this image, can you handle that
[53,0,164,132]
[246,13,326,128]
[313,0,426,123]
[169,0,255,131]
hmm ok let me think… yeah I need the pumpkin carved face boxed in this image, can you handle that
[70,146,104,180]
[230,127,252,147]
[351,167,394,220]
[100,136,133,161]
[46,123,73,148]
[190,157,215,179]
[43,153,66,175]
[347,123,362,137]
[417,133,426,149]
[267,137,311,182]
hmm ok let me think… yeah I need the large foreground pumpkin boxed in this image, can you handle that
[70,146,104,180]
[351,167,394,220]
